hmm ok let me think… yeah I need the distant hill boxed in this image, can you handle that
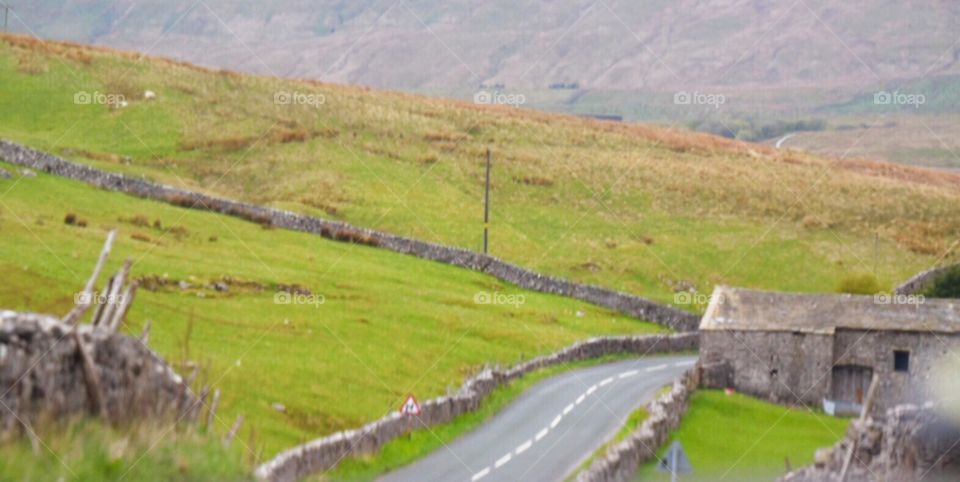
[10,0,959,91]
[9,0,960,166]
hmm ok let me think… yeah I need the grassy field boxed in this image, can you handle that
[1,34,959,312]
[0,420,250,482]
[635,390,849,482]
[0,164,661,462]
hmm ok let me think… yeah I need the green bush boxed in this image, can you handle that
[836,272,883,294]
[923,266,960,298]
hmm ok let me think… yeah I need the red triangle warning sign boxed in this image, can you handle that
[400,394,421,416]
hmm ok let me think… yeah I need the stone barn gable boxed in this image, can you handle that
[699,286,960,413]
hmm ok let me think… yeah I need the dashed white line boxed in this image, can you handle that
[470,359,686,481]
[471,467,490,481]
[515,439,533,455]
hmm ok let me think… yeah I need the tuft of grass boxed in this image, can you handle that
[635,390,849,482]
[0,419,250,481]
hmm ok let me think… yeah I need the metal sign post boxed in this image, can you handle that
[657,440,693,480]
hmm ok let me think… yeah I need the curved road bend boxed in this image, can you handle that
[379,355,698,482]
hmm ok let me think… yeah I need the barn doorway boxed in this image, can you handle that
[831,365,873,403]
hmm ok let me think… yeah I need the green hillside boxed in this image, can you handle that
[3,35,957,312]
[0,163,659,460]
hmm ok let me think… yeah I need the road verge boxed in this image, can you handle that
[254,333,698,482]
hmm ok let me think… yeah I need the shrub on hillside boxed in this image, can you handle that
[836,272,883,295]
[131,232,153,243]
[923,266,960,299]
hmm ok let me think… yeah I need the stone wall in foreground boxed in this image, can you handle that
[0,140,699,331]
[253,333,699,482]
[780,403,960,482]
[0,311,197,439]
[576,366,699,482]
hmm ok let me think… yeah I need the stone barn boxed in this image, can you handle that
[699,286,960,414]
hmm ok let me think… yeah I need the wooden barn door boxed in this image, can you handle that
[831,365,873,403]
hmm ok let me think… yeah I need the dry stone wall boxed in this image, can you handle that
[780,403,960,482]
[0,140,699,331]
[895,264,959,295]
[0,310,197,438]
[254,333,698,482]
[576,366,699,482]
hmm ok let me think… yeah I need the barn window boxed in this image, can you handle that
[894,350,910,372]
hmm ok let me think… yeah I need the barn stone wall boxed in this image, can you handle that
[0,140,699,332]
[834,329,960,414]
[700,330,833,406]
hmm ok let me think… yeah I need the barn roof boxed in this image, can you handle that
[699,286,960,334]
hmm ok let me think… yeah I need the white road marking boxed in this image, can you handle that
[471,467,491,481]
[515,439,532,455]
[468,359,687,481]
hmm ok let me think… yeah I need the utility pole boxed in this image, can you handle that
[874,232,879,275]
[483,148,491,254]
[2,3,10,32]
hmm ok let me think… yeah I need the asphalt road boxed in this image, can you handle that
[379,355,698,482]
